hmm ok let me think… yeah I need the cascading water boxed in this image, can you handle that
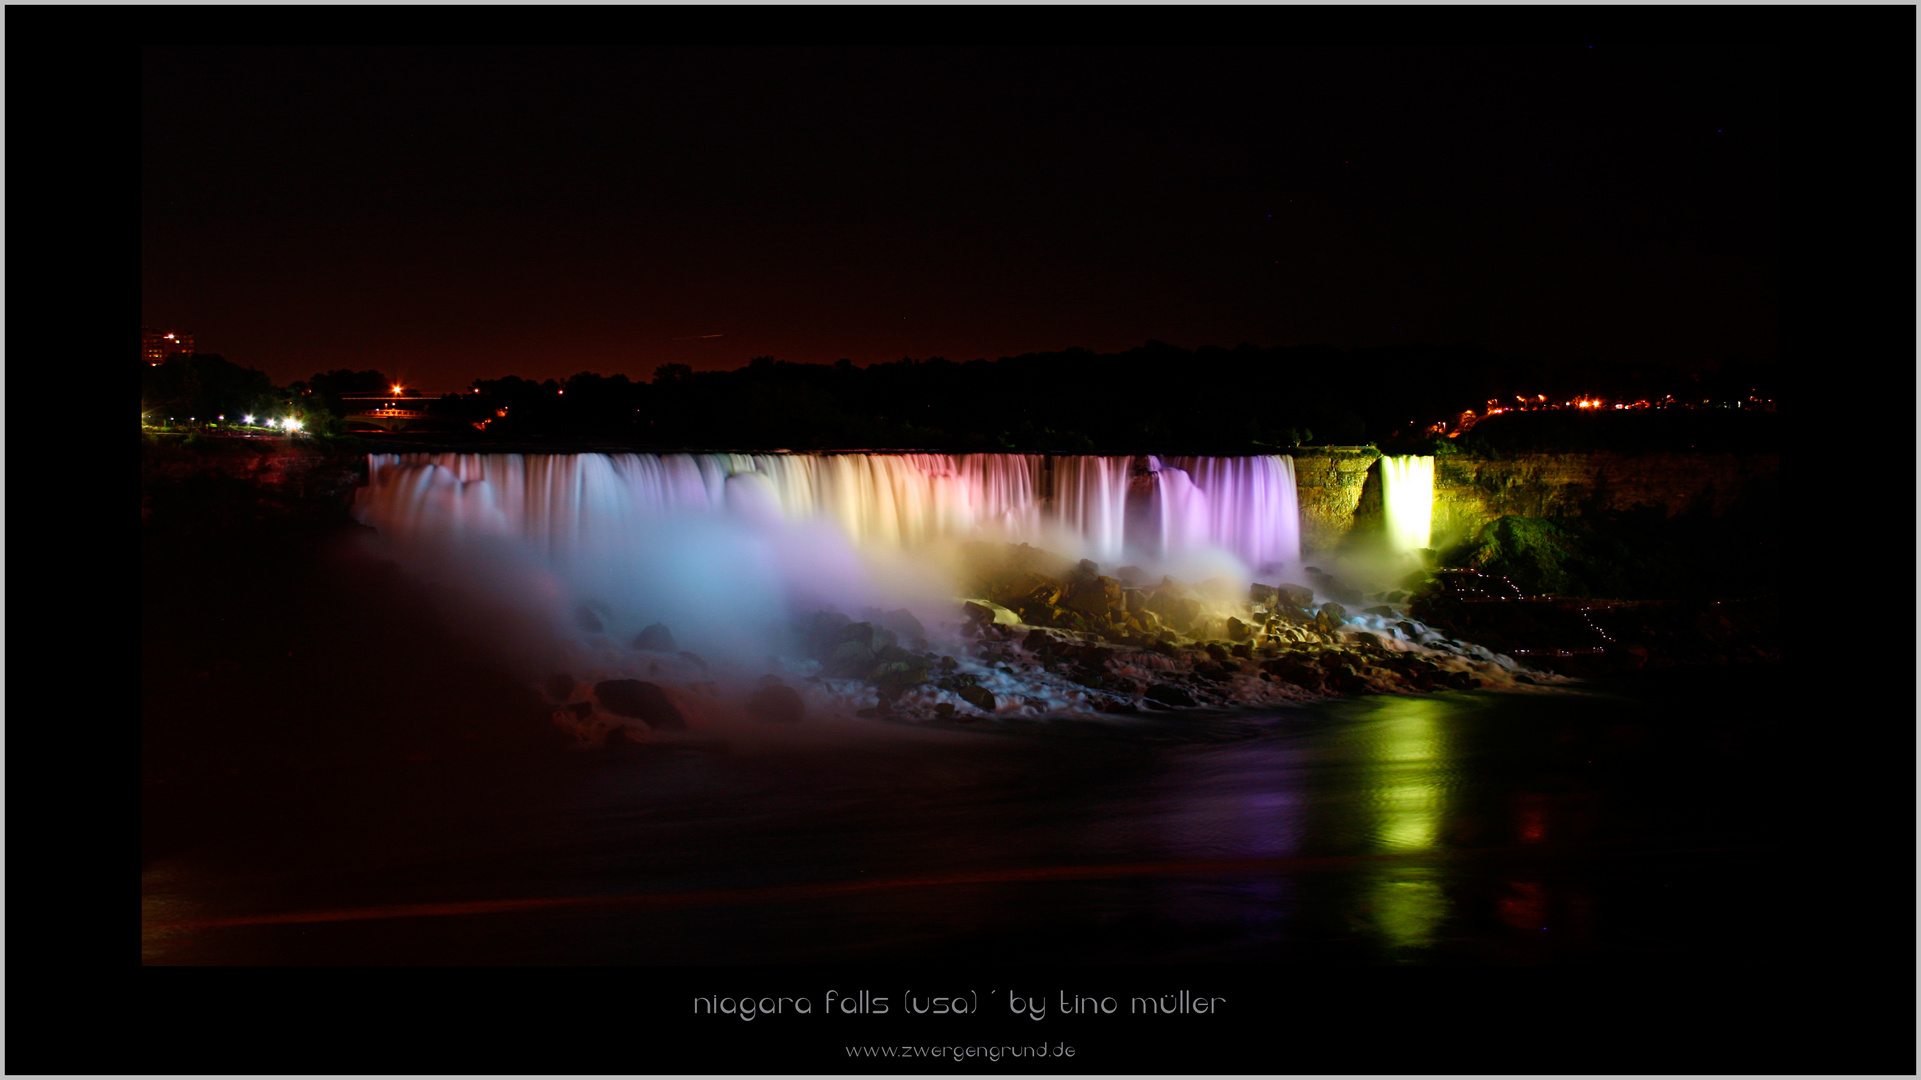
[350,450,1540,733]
[1380,455,1435,555]
[356,451,1302,581]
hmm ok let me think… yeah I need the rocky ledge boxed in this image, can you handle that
[541,542,1555,745]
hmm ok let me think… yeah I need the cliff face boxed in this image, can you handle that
[1290,448,1384,552]
[1430,451,1779,551]
[1290,448,1779,553]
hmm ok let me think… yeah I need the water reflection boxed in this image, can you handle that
[144,669,1790,965]
[1358,695,1453,854]
[1351,696,1454,951]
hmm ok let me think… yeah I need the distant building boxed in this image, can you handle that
[142,327,194,366]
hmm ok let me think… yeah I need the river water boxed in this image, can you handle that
[144,661,1796,967]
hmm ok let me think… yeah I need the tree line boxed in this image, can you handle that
[141,344,1778,453]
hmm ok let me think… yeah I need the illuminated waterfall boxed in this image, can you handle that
[356,452,1302,575]
[1380,455,1434,555]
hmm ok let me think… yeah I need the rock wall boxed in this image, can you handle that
[1290,448,1383,552]
[1290,448,1779,554]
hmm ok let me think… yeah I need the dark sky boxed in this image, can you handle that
[143,46,1777,391]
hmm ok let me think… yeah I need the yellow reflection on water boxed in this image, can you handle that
[1358,696,1453,951]
[1364,696,1450,853]
[1369,876,1447,950]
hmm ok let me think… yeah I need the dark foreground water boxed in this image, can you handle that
[146,660,1803,968]
[140,527,1911,1073]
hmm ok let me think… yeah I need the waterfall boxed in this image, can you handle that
[356,452,1302,577]
[1381,455,1435,554]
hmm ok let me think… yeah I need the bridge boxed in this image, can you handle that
[337,391,460,432]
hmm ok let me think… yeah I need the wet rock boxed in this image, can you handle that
[1070,558,1102,582]
[934,702,956,720]
[868,649,931,697]
[632,622,677,652]
[544,672,576,702]
[828,638,877,677]
[835,622,899,662]
[574,605,604,633]
[1249,582,1279,604]
[1225,616,1250,641]
[678,650,708,671]
[962,599,1021,626]
[1062,575,1122,617]
[1116,565,1149,587]
[1275,583,1317,609]
[1362,605,1396,617]
[746,681,805,722]
[1144,683,1197,708]
[1146,578,1203,631]
[1271,600,1315,626]
[593,679,686,730]
[1316,602,1348,630]
[957,684,997,712]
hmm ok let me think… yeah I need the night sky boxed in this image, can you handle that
[142,46,1777,391]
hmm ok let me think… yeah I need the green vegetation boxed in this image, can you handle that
[1444,495,1777,602]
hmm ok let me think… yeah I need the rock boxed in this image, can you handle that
[593,679,686,730]
[827,638,877,677]
[1116,565,1149,587]
[961,599,1021,626]
[1271,601,1314,625]
[678,650,707,671]
[1275,583,1317,609]
[544,672,576,702]
[1146,578,1203,631]
[838,621,897,652]
[1144,683,1197,708]
[746,681,805,722]
[632,622,677,652]
[934,702,956,720]
[869,607,927,645]
[573,605,604,633]
[1249,582,1279,604]
[1317,602,1348,625]
[868,649,930,697]
[1070,558,1101,582]
[957,684,997,712]
[1062,575,1122,616]
[1362,605,1396,617]
[1225,616,1250,641]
